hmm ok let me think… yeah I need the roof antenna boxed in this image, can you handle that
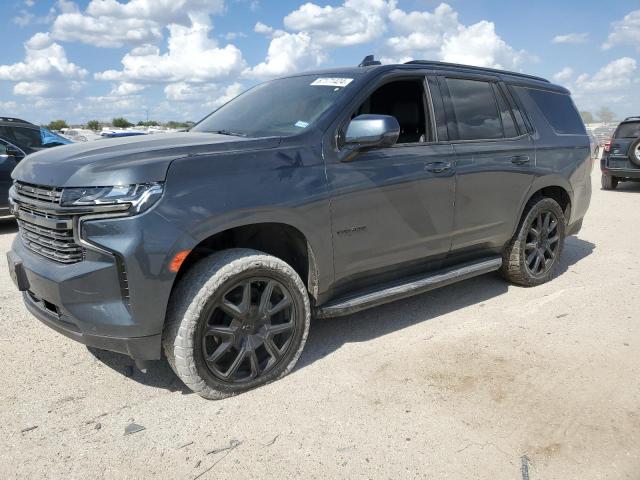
[358,55,381,67]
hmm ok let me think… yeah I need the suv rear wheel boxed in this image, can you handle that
[601,174,618,190]
[163,248,311,400]
[501,197,566,287]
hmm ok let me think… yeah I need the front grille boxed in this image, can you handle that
[14,185,85,264]
[14,181,63,204]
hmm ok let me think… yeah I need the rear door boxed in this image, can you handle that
[437,74,536,253]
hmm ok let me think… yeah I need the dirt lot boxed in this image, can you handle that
[1,170,639,480]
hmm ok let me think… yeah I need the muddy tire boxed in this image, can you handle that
[163,249,311,400]
[500,197,566,287]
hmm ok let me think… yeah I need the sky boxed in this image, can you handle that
[1,0,639,125]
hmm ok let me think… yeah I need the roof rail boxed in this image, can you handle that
[0,117,34,125]
[403,60,550,83]
[623,116,640,122]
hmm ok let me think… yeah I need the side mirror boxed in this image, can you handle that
[344,114,400,150]
[5,145,24,161]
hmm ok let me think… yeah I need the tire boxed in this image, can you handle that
[500,197,566,287]
[163,248,311,400]
[629,138,640,167]
[601,174,618,190]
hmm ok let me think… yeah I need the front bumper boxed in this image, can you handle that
[9,240,163,360]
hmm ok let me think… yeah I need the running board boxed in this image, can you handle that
[315,257,503,319]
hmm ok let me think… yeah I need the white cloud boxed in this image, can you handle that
[13,10,35,27]
[283,0,395,47]
[244,31,325,79]
[440,21,525,69]
[95,22,246,83]
[552,33,589,44]
[553,67,573,83]
[164,81,244,107]
[223,31,247,41]
[574,57,638,93]
[0,32,88,98]
[111,82,146,96]
[254,22,274,35]
[603,9,640,51]
[380,3,526,69]
[51,0,224,48]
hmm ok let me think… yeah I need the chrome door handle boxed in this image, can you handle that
[510,155,530,165]
[425,161,453,173]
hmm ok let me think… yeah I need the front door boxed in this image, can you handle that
[325,77,456,292]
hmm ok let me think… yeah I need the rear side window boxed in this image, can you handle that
[493,84,519,138]
[615,122,640,139]
[445,78,503,140]
[526,89,586,135]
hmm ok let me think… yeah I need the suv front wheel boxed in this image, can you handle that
[501,197,566,287]
[163,249,311,400]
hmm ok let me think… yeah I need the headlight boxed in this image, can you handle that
[60,182,163,214]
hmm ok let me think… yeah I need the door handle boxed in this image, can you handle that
[425,161,453,173]
[510,155,530,165]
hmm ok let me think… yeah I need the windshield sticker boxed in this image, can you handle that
[310,78,353,87]
[295,121,310,128]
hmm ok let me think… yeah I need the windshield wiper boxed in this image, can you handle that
[210,129,247,137]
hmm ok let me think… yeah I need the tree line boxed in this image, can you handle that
[579,107,616,125]
[44,118,195,131]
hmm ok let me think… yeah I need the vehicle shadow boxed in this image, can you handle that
[0,217,18,234]
[615,181,640,192]
[296,236,595,370]
[86,347,192,394]
[87,236,595,394]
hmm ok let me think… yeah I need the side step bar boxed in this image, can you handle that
[315,257,503,319]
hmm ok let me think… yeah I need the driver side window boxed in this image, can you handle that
[354,79,432,144]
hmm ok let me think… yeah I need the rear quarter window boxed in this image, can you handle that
[526,88,586,135]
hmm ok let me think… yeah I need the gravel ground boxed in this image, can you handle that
[1,170,639,480]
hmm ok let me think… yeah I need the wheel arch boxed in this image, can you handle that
[169,221,320,303]
[513,177,573,237]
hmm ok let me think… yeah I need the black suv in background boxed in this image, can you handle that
[7,60,592,399]
[601,116,640,189]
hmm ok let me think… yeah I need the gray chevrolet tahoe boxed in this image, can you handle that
[7,59,592,399]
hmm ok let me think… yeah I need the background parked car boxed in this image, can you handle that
[0,117,71,155]
[0,137,25,216]
[600,116,640,189]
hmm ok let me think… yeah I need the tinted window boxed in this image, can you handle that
[615,122,640,139]
[446,78,503,140]
[354,80,428,144]
[527,89,585,135]
[493,85,518,137]
[0,143,6,155]
[193,75,356,137]
[12,127,42,149]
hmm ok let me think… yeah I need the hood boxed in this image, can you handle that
[11,132,281,187]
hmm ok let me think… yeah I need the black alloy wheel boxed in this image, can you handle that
[199,277,297,384]
[524,210,560,277]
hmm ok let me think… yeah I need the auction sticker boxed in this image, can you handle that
[310,78,353,87]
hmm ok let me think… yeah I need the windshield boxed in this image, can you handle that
[192,75,357,137]
[615,122,640,139]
